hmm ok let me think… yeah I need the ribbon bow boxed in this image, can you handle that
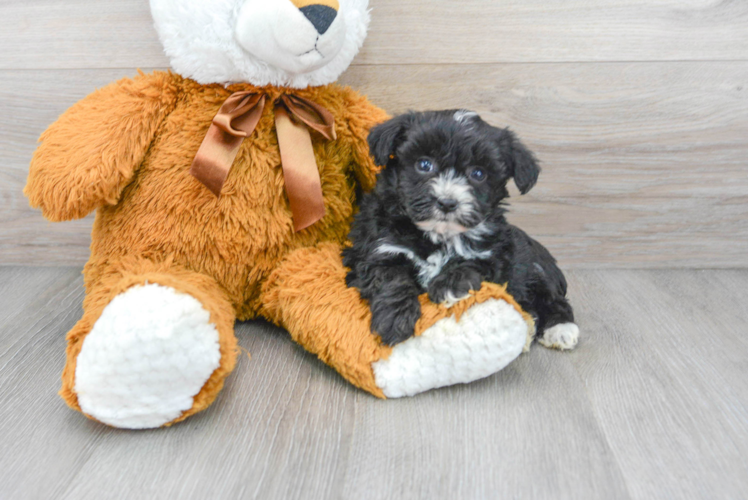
[191,91,336,232]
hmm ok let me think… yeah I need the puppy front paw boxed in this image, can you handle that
[428,266,483,306]
[370,290,422,346]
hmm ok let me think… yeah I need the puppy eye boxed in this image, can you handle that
[469,168,487,182]
[415,158,435,174]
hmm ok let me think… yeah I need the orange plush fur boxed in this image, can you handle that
[25,70,388,419]
[27,71,386,320]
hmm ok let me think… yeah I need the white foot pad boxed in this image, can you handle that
[538,322,580,350]
[75,284,221,429]
[372,299,529,398]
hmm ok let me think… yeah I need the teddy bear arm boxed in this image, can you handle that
[24,71,180,221]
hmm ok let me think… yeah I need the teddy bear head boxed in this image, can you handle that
[150,0,370,88]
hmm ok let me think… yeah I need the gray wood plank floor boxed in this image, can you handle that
[2,0,746,69]
[1,267,746,500]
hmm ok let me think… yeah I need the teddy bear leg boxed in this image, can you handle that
[371,297,530,397]
[61,262,238,429]
[261,243,533,399]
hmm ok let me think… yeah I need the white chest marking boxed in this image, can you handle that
[376,241,492,288]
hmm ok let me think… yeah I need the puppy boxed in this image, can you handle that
[343,110,579,350]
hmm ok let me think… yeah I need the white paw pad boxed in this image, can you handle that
[539,322,580,350]
[372,299,529,398]
[75,284,221,429]
[440,290,471,308]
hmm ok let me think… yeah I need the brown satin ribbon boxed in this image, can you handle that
[190,91,336,232]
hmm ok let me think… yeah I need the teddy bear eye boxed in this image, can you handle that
[415,158,435,173]
[469,168,487,182]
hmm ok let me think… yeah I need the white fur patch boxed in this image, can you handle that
[422,251,453,287]
[417,170,495,248]
[417,222,494,260]
[373,299,529,398]
[75,284,222,429]
[376,243,444,287]
[463,221,494,242]
[431,170,475,218]
[375,243,418,262]
[149,0,370,87]
[376,241,490,290]
[454,109,478,123]
[538,322,580,350]
[417,219,468,240]
[440,290,471,308]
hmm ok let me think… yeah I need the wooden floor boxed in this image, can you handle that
[2,0,747,498]
[0,267,746,499]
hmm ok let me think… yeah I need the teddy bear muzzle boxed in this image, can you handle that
[234,0,348,74]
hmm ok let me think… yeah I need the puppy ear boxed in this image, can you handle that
[502,129,540,194]
[367,113,415,167]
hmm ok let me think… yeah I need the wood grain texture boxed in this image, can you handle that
[339,348,630,500]
[1,267,747,499]
[2,0,747,69]
[569,269,748,499]
[3,62,747,267]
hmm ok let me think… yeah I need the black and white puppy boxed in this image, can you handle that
[343,110,579,349]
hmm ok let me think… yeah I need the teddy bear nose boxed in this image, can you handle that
[299,4,338,34]
[437,199,459,213]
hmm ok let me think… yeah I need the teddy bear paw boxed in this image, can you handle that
[74,284,221,429]
[371,298,529,398]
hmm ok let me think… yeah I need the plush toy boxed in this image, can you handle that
[25,0,535,429]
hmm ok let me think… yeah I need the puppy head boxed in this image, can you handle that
[368,110,540,239]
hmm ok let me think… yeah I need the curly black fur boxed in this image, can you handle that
[343,110,574,345]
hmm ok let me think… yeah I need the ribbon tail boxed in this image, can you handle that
[190,127,244,197]
[191,93,265,198]
[275,106,326,232]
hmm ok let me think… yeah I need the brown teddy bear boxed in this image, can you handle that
[25,0,534,429]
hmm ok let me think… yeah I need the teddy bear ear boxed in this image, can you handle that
[367,113,416,167]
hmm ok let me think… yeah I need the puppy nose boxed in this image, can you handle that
[437,199,459,213]
[292,0,340,35]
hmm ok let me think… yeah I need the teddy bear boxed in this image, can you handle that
[24,0,535,429]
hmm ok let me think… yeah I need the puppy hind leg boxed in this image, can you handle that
[536,297,579,351]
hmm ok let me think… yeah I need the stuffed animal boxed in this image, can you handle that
[25,0,535,429]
